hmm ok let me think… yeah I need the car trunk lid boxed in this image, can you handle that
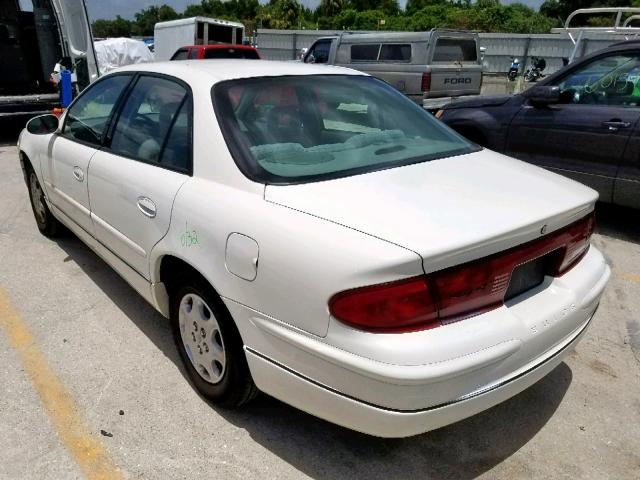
[264,150,598,273]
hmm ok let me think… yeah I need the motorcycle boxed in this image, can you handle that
[508,57,519,81]
[524,56,547,82]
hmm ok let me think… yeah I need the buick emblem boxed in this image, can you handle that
[540,224,548,235]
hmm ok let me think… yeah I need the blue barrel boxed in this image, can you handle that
[60,70,73,108]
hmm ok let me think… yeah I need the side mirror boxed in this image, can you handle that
[305,53,316,64]
[523,85,561,106]
[26,114,59,135]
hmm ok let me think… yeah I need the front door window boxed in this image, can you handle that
[556,54,640,107]
[62,74,131,146]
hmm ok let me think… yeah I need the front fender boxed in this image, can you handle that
[443,109,506,151]
[18,130,56,193]
[442,96,524,152]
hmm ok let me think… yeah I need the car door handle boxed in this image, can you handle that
[136,196,156,218]
[72,166,84,182]
[602,120,631,131]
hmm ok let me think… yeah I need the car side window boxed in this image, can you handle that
[188,48,199,59]
[556,54,640,107]
[305,40,331,64]
[379,44,411,62]
[160,96,192,172]
[171,49,188,60]
[351,44,381,62]
[62,75,131,147]
[109,75,189,170]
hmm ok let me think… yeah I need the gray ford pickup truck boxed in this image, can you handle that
[302,29,483,108]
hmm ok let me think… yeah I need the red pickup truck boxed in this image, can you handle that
[170,44,260,60]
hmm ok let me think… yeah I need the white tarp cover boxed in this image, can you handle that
[94,38,154,74]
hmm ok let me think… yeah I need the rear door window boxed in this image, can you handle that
[188,48,199,59]
[433,38,477,63]
[160,96,193,172]
[109,75,190,171]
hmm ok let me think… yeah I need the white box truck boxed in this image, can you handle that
[154,17,245,61]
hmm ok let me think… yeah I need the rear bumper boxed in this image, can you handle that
[226,246,610,437]
[245,309,594,437]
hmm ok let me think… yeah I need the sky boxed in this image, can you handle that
[84,0,545,20]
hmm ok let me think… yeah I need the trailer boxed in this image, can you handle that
[154,17,245,61]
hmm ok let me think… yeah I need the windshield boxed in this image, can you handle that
[212,75,476,184]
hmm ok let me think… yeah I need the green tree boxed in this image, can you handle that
[347,0,399,15]
[502,4,557,33]
[257,0,303,29]
[92,16,133,38]
[133,5,179,36]
[183,4,207,17]
[319,0,345,18]
[405,0,441,16]
[90,0,567,38]
[540,0,629,24]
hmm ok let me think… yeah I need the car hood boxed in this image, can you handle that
[445,94,513,109]
[264,150,598,272]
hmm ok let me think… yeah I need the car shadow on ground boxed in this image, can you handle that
[55,234,574,480]
[595,203,640,244]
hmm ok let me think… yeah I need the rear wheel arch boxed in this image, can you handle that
[158,254,258,406]
[158,254,217,298]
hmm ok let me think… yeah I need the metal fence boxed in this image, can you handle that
[256,29,628,74]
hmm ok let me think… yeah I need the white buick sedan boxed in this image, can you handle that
[18,61,610,437]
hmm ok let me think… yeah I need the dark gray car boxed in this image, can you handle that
[438,41,640,209]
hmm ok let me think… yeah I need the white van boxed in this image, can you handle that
[0,0,98,119]
[154,17,245,61]
[303,30,483,108]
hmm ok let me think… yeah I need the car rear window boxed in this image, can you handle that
[204,48,259,59]
[212,75,476,185]
[433,38,477,63]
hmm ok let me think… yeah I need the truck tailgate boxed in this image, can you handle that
[426,65,483,99]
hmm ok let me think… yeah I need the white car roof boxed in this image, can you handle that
[114,60,365,84]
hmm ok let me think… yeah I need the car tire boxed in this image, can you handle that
[170,278,258,407]
[26,167,63,237]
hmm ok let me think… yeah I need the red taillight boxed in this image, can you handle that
[421,72,431,92]
[329,277,439,332]
[558,212,595,273]
[330,212,595,333]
